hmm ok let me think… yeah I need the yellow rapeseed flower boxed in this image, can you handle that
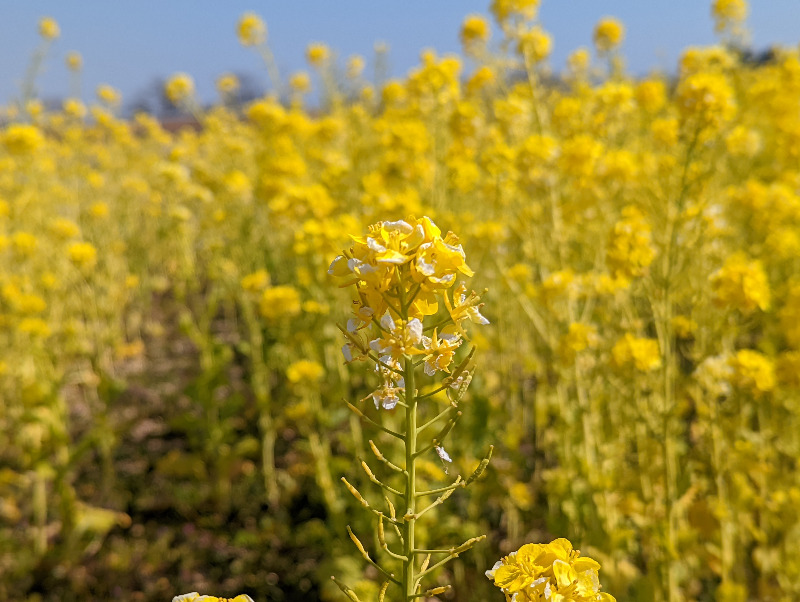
[241,269,270,293]
[216,73,240,95]
[3,124,45,155]
[68,241,98,270]
[165,73,195,105]
[612,333,661,372]
[97,84,122,105]
[173,594,254,602]
[712,0,748,33]
[306,43,330,66]
[259,285,301,321]
[676,71,736,132]
[237,12,266,47]
[461,15,491,47]
[66,51,83,71]
[38,16,60,40]
[593,17,624,52]
[286,359,325,385]
[517,26,553,63]
[729,349,775,394]
[490,0,540,23]
[606,206,655,280]
[486,538,615,601]
[710,254,770,313]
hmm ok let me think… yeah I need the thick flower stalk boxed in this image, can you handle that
[486,538,616,601]
[329,216,491,601]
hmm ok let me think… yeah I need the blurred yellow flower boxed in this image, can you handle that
[710,254,770,313]
[66,51,83,71]
[97,84,122,105]
[237,12,266,46]
[216,73,240,95]
[68,241,98,270]
[461,14,490,47]
[165,72,195,105]
[306,43,330,66]
[241,269,270,293]
[286,359,325,384]
[259,285,301,321]
[729,349,775,394]
[3,124,44,155]
[593,17,624,52]
[612,334,661,372]
[38,16,60,40]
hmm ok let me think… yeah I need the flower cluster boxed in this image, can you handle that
[173,594,254,602]
[486,538,616,601]
[329,217,487,410]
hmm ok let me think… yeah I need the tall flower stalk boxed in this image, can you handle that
[328,216,492,601]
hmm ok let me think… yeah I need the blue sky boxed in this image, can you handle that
[0,1,798,110]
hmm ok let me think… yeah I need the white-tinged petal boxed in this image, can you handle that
[485,560,503,580]
[367,237,387,253]
[380,311,395,331]
[468,306,490,325]
[383,219,412,234]
[341,344,353,362]
[328,255,348,276]
[435,445,452,463]
[406,318,423,343]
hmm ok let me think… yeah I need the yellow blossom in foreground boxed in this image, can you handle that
[237,12,266,47]
[38,17,60,40]
[3,124,44,155]
[593,17,624,52]
[486,538,615,601]
[612,334,661,372]
[173,594,254,602]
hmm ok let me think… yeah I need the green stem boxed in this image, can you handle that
[402,354,417,601]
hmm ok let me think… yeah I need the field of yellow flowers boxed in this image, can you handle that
[2,0,800,600]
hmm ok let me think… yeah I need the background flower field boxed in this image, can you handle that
[1,1,799,600]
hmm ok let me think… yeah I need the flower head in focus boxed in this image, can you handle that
[486,538,616,601]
